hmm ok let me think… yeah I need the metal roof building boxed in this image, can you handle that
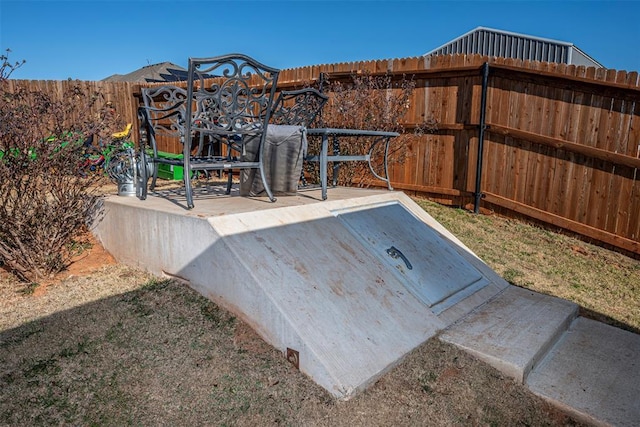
[424,27,603,68]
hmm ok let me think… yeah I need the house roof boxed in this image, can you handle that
[424,27,603,68]
[102,62,188,83]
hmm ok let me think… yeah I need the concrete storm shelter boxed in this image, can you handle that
[95,185,640,427]
[95,187,511,398]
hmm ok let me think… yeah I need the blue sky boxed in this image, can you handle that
[1,0,639,81]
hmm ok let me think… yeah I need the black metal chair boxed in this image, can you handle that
[137,85,190,200]
[182,54,281,209]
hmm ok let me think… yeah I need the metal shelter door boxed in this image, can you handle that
[334,202,490,310]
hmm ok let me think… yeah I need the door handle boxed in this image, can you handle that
[386,246,413,270]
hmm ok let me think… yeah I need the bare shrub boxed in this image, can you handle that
[0,50,119,283]
[312,72,435,187]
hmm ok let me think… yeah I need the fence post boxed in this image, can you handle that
[474,62,490,214]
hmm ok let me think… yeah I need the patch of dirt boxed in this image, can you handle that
[67,234,117,276]
[32,234,118,296]
[0,234,116,294]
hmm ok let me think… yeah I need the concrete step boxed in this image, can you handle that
[439,286,579,383]
[440,285,640,426]
[527,317,640,427]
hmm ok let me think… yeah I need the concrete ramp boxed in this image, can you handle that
[94,188,508,399]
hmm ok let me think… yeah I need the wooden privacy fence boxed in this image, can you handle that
[5,54,639,255]
[275,54,639,255]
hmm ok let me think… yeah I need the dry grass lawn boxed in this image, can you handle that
[414,199,639,334]
[2,194,638,426]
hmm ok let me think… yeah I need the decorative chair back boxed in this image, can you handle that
[137,85,193,198]
[271,88,329,127]
[182,54,281,208]
[186,54,279,138]
[140,85,189,142]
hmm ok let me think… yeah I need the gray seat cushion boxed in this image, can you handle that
[240,124,307,196]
